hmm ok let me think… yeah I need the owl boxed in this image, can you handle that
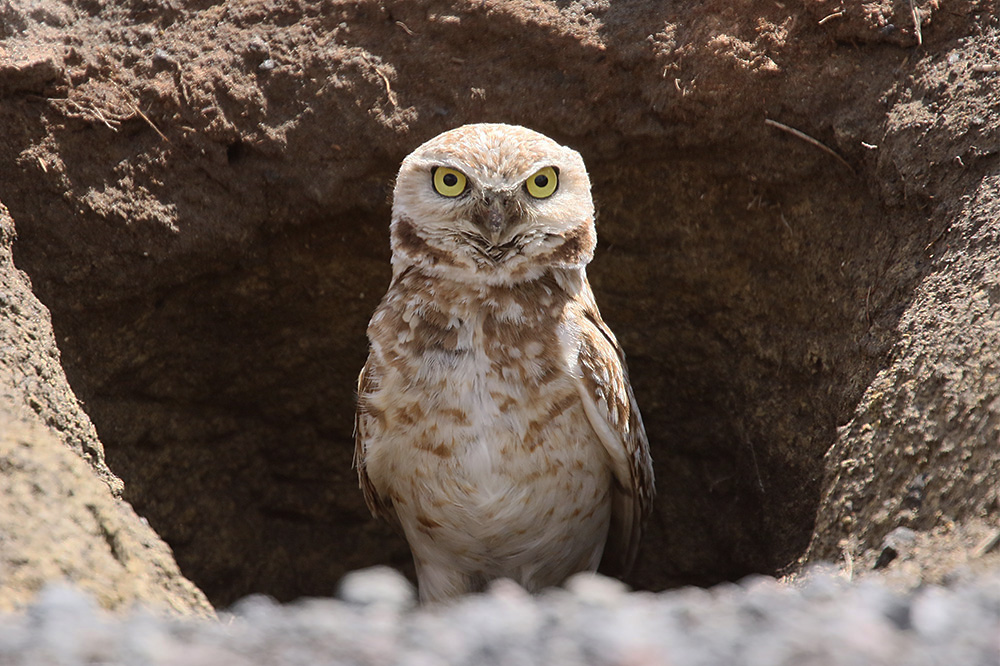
[355,123,654,603]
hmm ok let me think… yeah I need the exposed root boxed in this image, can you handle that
[764,118,855,173]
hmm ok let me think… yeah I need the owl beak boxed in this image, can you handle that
[484,204,505,239]
[475,193,515,244]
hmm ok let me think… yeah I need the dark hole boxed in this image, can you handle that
[227,141,246,164]
[443,173,457,187]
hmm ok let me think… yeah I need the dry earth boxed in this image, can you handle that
[0,0,998,611]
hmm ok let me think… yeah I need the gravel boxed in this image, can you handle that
[0,566,997,665]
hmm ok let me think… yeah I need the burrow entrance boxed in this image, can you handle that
[3,0,961,607]
[12,131,922,606]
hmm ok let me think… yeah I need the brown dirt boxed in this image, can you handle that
[0,0,997,608]
[0,203,211,615]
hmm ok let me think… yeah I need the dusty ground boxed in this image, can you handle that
[0,0,998,610]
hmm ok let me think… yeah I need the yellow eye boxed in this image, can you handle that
[525,166,558,199]
[432,167,467,197]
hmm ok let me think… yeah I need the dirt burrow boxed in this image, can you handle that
[0,201,211,615]
[0,0,997,607]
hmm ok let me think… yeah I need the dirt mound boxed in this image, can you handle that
[0,0,997,608]
[0,203,210,615]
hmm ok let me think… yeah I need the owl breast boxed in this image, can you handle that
[362,269,614,598]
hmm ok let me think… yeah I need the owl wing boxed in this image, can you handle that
[354,355,398,524]
[572,301,655,579]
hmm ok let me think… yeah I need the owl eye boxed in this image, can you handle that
[432,167,468,197]
[525,166,559,199]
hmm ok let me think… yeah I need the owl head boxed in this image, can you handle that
[389,123,596,285]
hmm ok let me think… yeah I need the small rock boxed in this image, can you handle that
[874,526,918,569]
[337,566,416,609]
[885,526,918,549]
[228,593,280,620]
[247,37,268,55]
[873,545,898,569]
[564,572,629,603]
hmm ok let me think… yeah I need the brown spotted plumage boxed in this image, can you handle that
[355,123,654,603]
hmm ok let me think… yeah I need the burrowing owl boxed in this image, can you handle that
[355,123,654,603]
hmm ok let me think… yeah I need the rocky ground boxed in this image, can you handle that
[0,567,998,665]
[0,0,998,661]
